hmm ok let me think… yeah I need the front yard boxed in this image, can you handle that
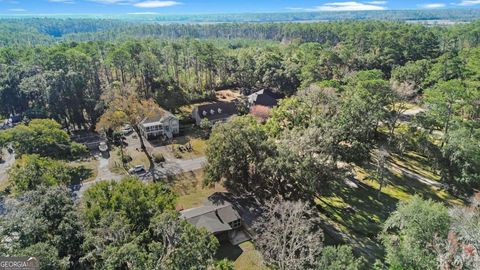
[171,169,268,269]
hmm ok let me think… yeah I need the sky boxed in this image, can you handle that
[0,0,479,15]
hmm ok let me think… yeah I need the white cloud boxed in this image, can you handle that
[420,3,446,8]
[305,1,386,11]
[366,1,387,4]
[133,1,180,8]
[456,0,480,5]
[8,8,26,11]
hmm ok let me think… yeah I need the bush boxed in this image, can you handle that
[199,118,212,130]
[71,142,89,159]
[121,154,132,164]
[316,245,366,270]
[153,152,165,163]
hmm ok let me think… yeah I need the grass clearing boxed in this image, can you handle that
[108,148,149,174]
[216,241,268,270]
[70,158,98,183]
[169,137,207,159]
[0,178,9,192]
[172,169,226,209]
[316,149,464,261]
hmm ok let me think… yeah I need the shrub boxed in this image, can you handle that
[121,154,132,164]
[153,152,165,163]
[71,142,89,159]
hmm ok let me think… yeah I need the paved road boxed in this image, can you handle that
[78,156,207,195]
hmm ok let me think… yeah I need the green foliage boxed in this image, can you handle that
[205,116,271,196]
[82,177,176,229]
[0,186,83,269]
[199,117,213,130]
[211,259,235,270]
[0,20,475,131]
[316,245,366,270]
[441,127,480,189]
[81,178,218,269]
[148,212,219,270]
[19,242,70,270]
[70,142,89,159]
[265,97,312,137]
[382,196,451,270]
[391,59,431,93]
[8,154,76,192]
[421,80,480,191]
[3,119,80,159]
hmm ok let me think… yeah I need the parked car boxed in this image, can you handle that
[128,165,146,175]
[98,142,108,152]
[122,126,133,135]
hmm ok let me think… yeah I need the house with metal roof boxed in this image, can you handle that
[139,108,179,140]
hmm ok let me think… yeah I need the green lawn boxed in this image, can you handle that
[168,137,208,160]
[316,149,463,261]
[216,241,268,270]
[172,169,226,209]
[69,158,99,183]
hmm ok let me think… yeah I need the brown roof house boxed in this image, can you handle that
[191,102,238,125]
[180,193,250,245]
[139,108,179,140]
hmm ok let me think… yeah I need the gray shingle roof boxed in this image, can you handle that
[194,102,238,121]
[180,201,241,233]
[248,89,284,108]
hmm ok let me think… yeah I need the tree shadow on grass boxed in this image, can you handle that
[215,242,243,262]
[317,180,396,261]
[70,166,93,185]
[321,159,463,241]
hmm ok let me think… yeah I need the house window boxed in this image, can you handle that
[210,109,215,115]
[218,108,222,113]
[229,219,241,229]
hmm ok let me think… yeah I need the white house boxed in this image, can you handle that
[139,109,179,140]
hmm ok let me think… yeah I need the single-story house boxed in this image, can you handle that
[247,89,284,108]
[139,109,179,140]
[180,194,250,245]
[192,102,238,125]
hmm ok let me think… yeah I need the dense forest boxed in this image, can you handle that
[1,20,480,125]
[0,17,479,269]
